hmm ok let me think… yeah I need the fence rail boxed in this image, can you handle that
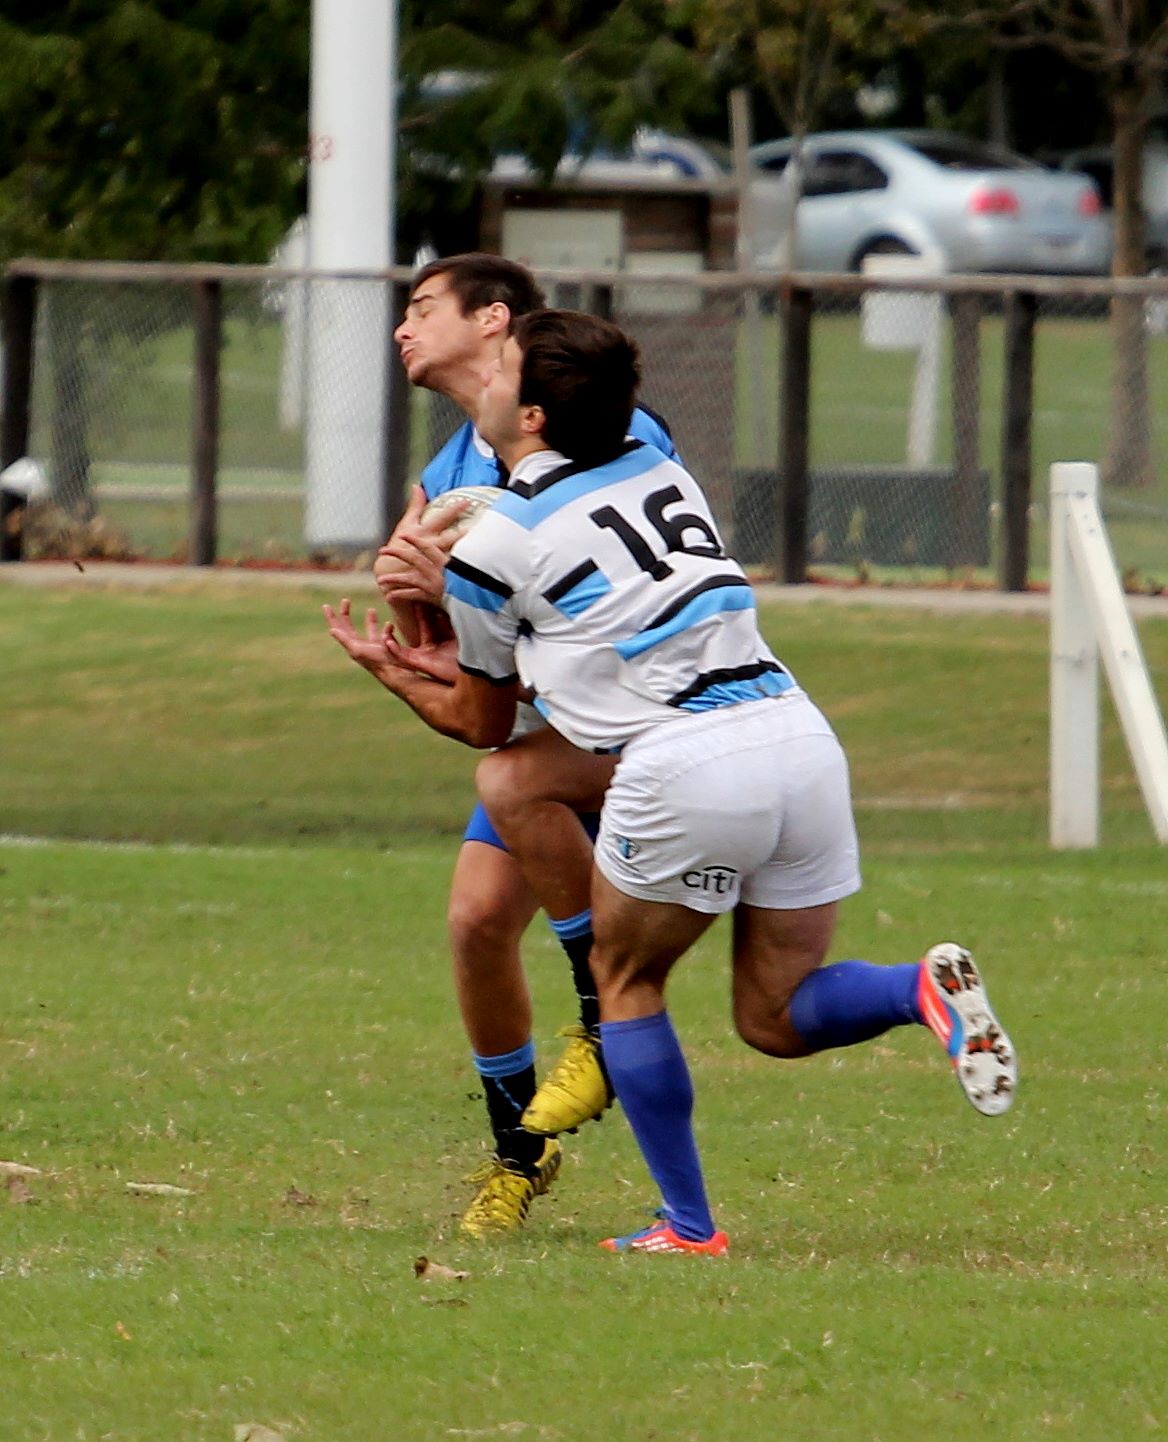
[4,259,1168,590]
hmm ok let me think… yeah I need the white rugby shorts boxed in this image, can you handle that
[595,692,861,914]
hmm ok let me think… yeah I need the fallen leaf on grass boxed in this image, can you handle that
[125,1181,194,1198]
[7,1175,37,1205]
[114,1321,132,1341]
[0,1161,42,1178]
[233,1426,288,1442]
[413,1256,470,1282]
[283,1187,316,1207]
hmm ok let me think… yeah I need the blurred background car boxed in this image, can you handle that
[490,127,731,183]
[748,129,1110,274]
[1056,140,1168,270]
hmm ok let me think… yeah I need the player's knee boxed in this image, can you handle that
[733,1002,809,1059]
[474,750,519,820]
[446,887,522,963]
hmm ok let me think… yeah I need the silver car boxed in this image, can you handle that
[749,130,1111,275]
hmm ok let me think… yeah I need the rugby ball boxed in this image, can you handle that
[373,484,500,587]
[419,484,501,537]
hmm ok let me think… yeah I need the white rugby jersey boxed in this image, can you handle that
[445,442,797,753]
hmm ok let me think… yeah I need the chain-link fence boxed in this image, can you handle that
[3,261,1168,590]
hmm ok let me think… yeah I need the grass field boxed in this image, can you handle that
[2,577,1167,1441]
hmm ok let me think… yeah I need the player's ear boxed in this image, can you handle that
[478,302,510,338]
[519,402,545,438]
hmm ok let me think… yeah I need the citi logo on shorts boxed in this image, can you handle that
[682,865,739,895]
[612,835,642,860]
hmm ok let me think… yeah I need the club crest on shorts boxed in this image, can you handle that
[682,865,739,896]
[612,834,642,860]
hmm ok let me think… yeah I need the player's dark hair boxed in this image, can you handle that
[511,310,640,466]
[411,252,545,317]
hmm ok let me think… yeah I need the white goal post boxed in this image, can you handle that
[1049,462,1168,848]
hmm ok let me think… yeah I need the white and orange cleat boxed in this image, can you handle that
[919,943,1017,1117]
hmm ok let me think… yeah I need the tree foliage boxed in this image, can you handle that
[681,0,897,139]
[0,1,309,264]
[396,0,719,235]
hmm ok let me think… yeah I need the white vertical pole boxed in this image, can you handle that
[906,296,941,468]
[1066,493,1168,844]
[304,0,396,549]
[1050,462,1100,848]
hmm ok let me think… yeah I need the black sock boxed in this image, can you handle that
[474,1056,545,1172]
[549,914,601,1036]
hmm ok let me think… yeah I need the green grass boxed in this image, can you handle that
[1,579,1167,1440]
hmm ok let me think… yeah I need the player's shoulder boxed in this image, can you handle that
[629,404,679,461]
[421,423,502,499]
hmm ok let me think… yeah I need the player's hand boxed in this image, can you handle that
[383,604,460,685]
[375,530,450,606]
[322,598,401,679]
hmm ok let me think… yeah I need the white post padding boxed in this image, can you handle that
[1050,463,1100,848]
[304,0,395,550]
[1050,462,1168,846]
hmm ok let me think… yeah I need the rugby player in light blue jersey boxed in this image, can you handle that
[328,310,1017,1254]
[376,255,677,1236]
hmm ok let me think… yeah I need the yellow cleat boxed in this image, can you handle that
[458,1139,562,1238]
[521,1025,614,1136]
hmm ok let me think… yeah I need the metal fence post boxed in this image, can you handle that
[190,279,222,566]
[382,278,412,541]
[1001,290,1036,592]
[950,293,982,570]
[778,283,812,583]
[1,273,39,562]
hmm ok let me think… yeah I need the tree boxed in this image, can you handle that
[927,0,1168,487]
[678,0,899,265]
[0,1,309,265]
[0,3,310,516]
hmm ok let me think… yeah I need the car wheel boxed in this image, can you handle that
[853,237,918,271]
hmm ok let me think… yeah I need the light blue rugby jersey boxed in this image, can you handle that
[445,442,797,755]
[419,406,678,500]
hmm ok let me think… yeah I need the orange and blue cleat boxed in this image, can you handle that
[919,942,1017,1117]
[600,1215,729,1255]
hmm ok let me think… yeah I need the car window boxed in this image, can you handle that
[803,151,888,197]
[905,136,1034,171]
[755,151,789,176]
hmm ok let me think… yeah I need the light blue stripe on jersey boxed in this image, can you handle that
[494,445,663,531]
[615,584,756,661]
[446,568,510,614]
[677,670,795,712]
[550,567,613,618]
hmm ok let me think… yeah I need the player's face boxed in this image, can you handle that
[393,277,487,391]
[476,337,525,453]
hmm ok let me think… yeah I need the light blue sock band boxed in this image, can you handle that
[472,1040,536,1079]
[549,908,593,941]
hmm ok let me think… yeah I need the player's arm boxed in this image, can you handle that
[323,598,517,747]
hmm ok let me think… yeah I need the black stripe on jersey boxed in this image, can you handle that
[667,660,788,709]
[543,559,600,606]
[643,573,752,632]
[507,440,643,499]
[447,554,513,599]
[458,662,520,686]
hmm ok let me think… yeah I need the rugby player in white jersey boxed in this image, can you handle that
[375,255,677,1236]
[327,310,1017,1254]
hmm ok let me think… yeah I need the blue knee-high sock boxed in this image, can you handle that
[788,960,922,1052]
[599,1011,717,1242]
